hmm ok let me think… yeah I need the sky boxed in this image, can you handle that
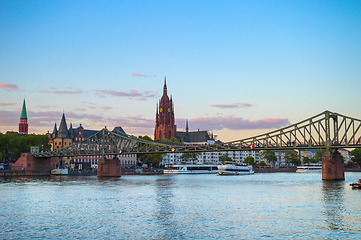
[1,0,360,142]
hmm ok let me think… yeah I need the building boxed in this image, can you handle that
[18,99,28,135]
[51,113,74,167]
[50,114,137,169]
[176,120,215,142]
[162,139,261,166]
[154,77,177,140]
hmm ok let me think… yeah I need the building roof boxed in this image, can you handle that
[20,99,27,119]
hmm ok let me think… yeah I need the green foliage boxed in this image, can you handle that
[137,135,164,167]
[244,156,255,166]
[259,161,267,166]
[261,150,277,165]
[219,154,232,164]
[314,149,327,162]
[284,150,301,166]
[314,149,334,162]
[351,148,361,166]
[0,133,51,162]
[155,137,182,144]
[138,135,153,141]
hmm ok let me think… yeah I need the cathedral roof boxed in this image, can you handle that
[20,99,27,119]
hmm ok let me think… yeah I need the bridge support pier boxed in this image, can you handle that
[322,150,345,180]
[97,157,121,177]
[11,153,57,175]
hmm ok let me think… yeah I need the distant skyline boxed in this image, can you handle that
[1,0,360,142]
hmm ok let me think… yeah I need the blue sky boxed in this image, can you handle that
[1,0,360,142]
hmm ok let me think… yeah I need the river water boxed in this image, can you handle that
[1,172,360,239]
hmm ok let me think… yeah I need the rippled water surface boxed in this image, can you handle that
[1,172,361,239]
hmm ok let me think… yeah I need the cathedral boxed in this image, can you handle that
[154,77,177,140]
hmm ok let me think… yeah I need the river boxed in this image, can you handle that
[1,172,360,239]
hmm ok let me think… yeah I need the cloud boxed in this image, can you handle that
[0,83,19,92]
[36,105,56,109]
[0,102,16,106]
[132,73,157,77]
[94,89,157,100]
[211,103,253,109]
[176,116,290,131]
[36,87,86,94]
[101,106,113,110]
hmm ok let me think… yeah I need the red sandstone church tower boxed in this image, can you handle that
[154,77,177,140]
[18,99,28,135]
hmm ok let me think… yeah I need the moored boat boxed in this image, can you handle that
[296,163,322,173]
[350,179,361,189]
[164,164,219,174]
[216,162,254,175]
[51,168,69,175]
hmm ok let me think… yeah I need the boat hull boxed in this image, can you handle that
[216,170,254,175]
[51,169,69,175]
[163,164,219,174]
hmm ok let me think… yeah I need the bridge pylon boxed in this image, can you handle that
[97,156,121,177]
[322,149,345,180]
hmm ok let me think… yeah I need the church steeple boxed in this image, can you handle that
[19,98,28,134]
[21,99,27,119]
[154,78,177,140]
[163,77,167,96]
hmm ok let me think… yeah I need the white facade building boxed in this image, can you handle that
[162,140,261,165]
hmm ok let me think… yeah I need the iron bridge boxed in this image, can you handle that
[35,110,361,158]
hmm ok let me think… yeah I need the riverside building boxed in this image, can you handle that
[50,113,137,169]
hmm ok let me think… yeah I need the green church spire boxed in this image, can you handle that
[20,99,27,119]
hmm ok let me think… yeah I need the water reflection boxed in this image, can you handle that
[322,180,345,231]
[155,175,177,238]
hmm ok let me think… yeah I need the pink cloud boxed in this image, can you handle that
[132,73,157,78]
[35,87,86,94]
[211,103,253,109]
[0,83,19,92]
[176,116,290,131]
[95,89,157,100]
[83,101,95,105]
[0,102,16,106]
[101,106,113,110]
[53,90,86,94]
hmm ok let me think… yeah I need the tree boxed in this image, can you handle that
[284,150,301,166]
[259,161,267,167]
[261,150,277,166]
[351,148,361,166]
[314,149,334,162]
[244,156,255,167]
[137,135,164,167]
[219,154,232,164]
[0,133,51,163]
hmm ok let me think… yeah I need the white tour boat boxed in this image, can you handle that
[51,168,69,175]
[216,162,254,175]
[296,163,322,173]
[164,164,219,174]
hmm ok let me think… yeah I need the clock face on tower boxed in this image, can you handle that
[168,108,170,112]
[160,108,163,112]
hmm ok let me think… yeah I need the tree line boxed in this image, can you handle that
[0,132,51,163]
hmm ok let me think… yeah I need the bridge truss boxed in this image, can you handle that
[35,111,361,158]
